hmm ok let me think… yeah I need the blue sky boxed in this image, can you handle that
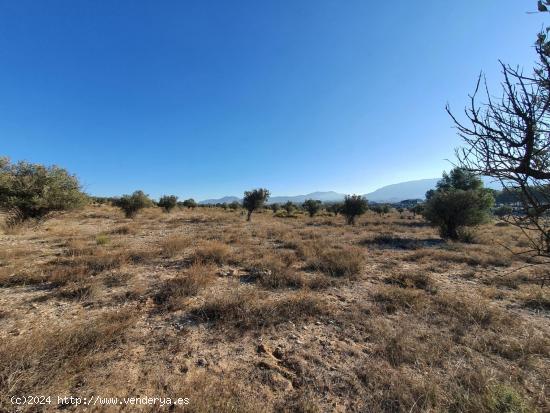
[0,1,543,200]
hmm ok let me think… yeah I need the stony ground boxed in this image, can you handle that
[0,205,548,412]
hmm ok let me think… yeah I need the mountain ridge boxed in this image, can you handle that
[198,177,501,205]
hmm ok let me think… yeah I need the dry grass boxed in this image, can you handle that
[153,263,214,310]
[193,240,232,264]
[191,289,330,330]
[0,309,135,406]
[306,246,364,278]
[161,234,192,257]
[0,205,548,412]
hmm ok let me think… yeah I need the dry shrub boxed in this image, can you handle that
[383,270,437,293]
[405,247,511,267]
[109,224,136,235]
[191,289,329,330]
[518,287,550,311]
[363,234,423,250]
[145,370,267,413]
[0,310,135,405]
[0,269,49,287]
[247,254,305,289]
[64,239,95,257]
[56,282,99,301]
[307,247,364,279]
[373,286,428,314]
[484,272,532,289]
[433,292,512,329]
[37,249,130,287]
[193,240,231,265]
[161,234,192,257]
[153,264,214,310]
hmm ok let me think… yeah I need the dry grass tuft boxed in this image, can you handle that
[307,246,364,278]
[191,289,329,330]
[153,264,214,310]
[161,234,192,257]
[0,309,135,404]
[193,240,231,265]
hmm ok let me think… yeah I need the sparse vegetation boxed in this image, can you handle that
[0,204,548,413]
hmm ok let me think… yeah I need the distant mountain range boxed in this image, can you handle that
[198,178,502,205]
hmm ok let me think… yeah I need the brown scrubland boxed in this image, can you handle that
[0,205,548,412]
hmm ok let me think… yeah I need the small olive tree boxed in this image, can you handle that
[0,157,87,225]
[302,199,322,217]
[182,198,197,209]
[158,195,178,213]
[341,195,368,225]
[282,201,295,215]
[243,188,270,221]
[423,168,494,240]
[114,190,153,218]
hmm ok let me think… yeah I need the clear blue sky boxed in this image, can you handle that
[0,1,543,200]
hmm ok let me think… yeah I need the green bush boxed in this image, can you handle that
[228,201,240,210]
[371,204,390,215]
[327,203,342,216]
[243,188,269,221]
[158,195,178,213]
[282,201,295,215]
[181,198,197,209]
[423,168,494,240]
[114,190,153,218]
[341,195,368,225]
[494,205,513,218]
[0,157,87,225]
[302,199,322,217]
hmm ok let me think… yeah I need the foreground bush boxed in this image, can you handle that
[158,195,178,212]
[423,168,494,240]
[0,157,87,225]
[113,190,153,218]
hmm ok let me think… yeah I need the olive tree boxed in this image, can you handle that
[423,168,494,240]
[0,157,87,225]
[158,195,178,213]
[243,188,270,221]
[114,190,153,218]
[341,195,368,225]
[302,199,322,217]
[182,198,197,209]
